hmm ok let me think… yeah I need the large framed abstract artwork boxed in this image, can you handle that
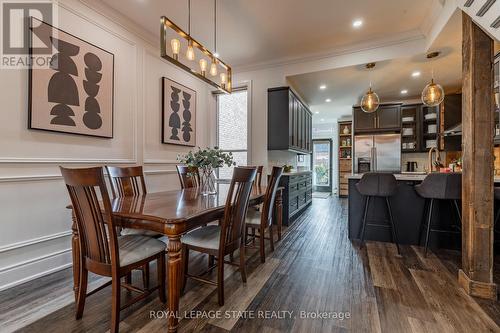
[161,77,196,146]
[29,17,114,138]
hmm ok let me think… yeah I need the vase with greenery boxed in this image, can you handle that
[178,147,235,195]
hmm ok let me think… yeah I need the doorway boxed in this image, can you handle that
[312,139,332,193]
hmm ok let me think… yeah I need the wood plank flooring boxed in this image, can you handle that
[1,197,500,333]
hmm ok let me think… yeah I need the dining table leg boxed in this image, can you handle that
[167,235,182,333]
[275,189,283,241]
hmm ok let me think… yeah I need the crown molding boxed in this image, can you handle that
[78,0,157,48]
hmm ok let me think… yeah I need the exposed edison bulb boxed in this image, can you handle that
[170,39,180,60]
[220,72,227,88]
[199,59,207,76]
[210,58,218,76]
[421,79,444,106]
[186,40,195,61]
[360,87,380,113]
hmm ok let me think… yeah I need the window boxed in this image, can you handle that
[216,88,249,180]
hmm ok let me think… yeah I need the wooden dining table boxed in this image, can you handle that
[68,182,283,333]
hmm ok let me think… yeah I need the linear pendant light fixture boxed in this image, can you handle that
[160,0,232,93]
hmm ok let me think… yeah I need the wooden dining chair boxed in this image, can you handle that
[245,166,284,262]
[105,166,160,236]
[106,166,162,288]
[176,165,200,188]
[246,165,263,187]
[60,167,166,333]
[181,167,257,305]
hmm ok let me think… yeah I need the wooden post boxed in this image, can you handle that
[459,13,497,300]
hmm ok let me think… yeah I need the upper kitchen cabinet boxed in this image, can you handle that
[353,104,402,133]
[268,87,312,154]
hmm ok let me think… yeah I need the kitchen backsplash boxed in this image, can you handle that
[401,151,446,173]
[268,150,310,172]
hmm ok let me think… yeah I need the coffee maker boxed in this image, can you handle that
[406,161,418,172]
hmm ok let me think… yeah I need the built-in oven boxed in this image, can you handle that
[357,157,371,173]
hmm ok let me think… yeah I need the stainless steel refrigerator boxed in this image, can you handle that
[354,134,401,173]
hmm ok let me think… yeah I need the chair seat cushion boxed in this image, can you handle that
[118,235,166,267]
[245,207,262,227]
[182,225,220,250]
[121,228,162,237]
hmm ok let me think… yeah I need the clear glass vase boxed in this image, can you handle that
[199,166,216,195]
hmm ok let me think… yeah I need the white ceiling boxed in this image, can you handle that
[97,0,439,68]
[288,9,462,122]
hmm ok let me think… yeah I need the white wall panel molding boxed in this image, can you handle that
[144,170,177,175]
[0,174,63,183]
[0,251,72,292]
[143,159,179,165]
[0,157,137,164]
[0,248,71,274]
[0,231,72,253]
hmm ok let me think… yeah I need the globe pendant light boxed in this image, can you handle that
[361,85,380,113]
[421,77,444,106]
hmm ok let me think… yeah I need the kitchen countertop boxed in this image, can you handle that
[346,173,500,183]
[346,173,427,181]
[282,170,312,176]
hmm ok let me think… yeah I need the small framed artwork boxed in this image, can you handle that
[29,17,114,138]
[162,77,196,146]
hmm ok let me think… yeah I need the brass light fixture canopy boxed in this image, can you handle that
[160,16,232,93]
[426,51,440,59]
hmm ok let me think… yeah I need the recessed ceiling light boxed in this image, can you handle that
[325,98,332,102]
[401,89,408,94]
[352,19,363,28]
[320,118,325,122]
[314,111,319,114]
[411,71,421,77]
[319,84,326,90]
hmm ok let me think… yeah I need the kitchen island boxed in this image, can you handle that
[347,173,461,249]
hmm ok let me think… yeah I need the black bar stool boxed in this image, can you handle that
[356,173,401,255]
[415,173,462,257]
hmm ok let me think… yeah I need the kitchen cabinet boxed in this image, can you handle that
[377,105,401,129]
[441,94,462,151]
[353,108,375,131]
[268,87,313,153]
[278,172,312,225]
[353,104,401,133]
[401,104,421,153]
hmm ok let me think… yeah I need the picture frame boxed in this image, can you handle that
[28,17,114,138]
[161,77,196,146]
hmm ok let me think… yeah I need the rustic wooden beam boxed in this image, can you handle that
[459,13,497,300]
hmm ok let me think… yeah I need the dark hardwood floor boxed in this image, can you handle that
[1,197,500,332]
